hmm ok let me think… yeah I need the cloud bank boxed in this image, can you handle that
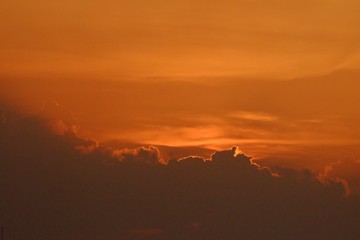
[1,110,360,240]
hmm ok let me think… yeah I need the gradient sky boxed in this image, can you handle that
[1,0,360,78]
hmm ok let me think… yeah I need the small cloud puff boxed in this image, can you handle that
[113,146,161,164]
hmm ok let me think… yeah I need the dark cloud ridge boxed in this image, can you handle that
[1,113,360,240]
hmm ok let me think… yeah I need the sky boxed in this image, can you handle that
[1,0,360,239]
[1,0,360,78]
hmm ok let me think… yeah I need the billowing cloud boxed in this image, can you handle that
[1,109,360,240]
[113,146,162,164]
[319,159,360,195]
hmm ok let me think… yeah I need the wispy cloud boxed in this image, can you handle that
[228,111,279,122]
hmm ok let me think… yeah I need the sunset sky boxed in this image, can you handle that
[1,0,360,78]
[1,0,360,239]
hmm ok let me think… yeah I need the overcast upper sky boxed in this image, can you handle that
[1,0,360,78]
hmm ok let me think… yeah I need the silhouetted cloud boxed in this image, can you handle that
[319,159,360,195]
[1,109,360,240]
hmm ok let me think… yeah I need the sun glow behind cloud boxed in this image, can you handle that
[2,70,360,167]
[2,112,359,239]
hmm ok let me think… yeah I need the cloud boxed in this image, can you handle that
[1,109,360,240]
[113,146,162,164]
[228,111,279,122]
[320,159,360,195]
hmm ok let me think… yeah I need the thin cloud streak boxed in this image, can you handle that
[228,111,279,121]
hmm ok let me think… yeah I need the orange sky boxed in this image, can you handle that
[1,0,360,169]
[1,0,360,78]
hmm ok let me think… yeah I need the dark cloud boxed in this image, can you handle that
[1,110,360,240]
[319,159,360,195]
